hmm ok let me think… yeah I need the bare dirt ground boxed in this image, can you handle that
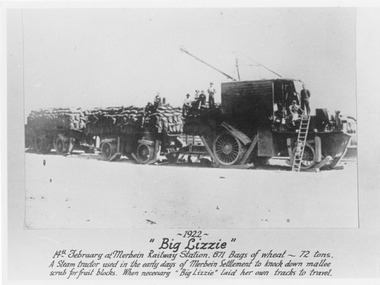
[24,152,358,229]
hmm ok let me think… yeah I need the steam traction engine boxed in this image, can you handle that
[179,47,352,171]
[183,79,352,170]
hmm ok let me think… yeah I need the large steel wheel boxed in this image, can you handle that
[136,143,154,164]
[101,141,117,161]
[293,142,316,170]
[213,132,244,166]
[55,138,68,155]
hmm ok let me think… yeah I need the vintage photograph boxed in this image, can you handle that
[7,4,380,283]
[8,8,358,230]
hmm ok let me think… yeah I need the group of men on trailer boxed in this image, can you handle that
[182,82,217,115]
[150,80,312,129]
[180,81,311,128]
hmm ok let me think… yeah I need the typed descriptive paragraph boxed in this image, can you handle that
[48,231,334,279]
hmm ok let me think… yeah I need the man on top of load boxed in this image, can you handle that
[207,82,216,109]
[198,91,207,109]
[154,92,162,109]
[183,93,192,115]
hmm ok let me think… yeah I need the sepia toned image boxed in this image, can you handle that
[7,8,358,229]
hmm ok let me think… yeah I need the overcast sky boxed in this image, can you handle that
[9,8,356,116]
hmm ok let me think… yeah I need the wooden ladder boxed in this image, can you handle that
[292,114,311,172]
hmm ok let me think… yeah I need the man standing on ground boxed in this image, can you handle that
[300,84,311,115]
